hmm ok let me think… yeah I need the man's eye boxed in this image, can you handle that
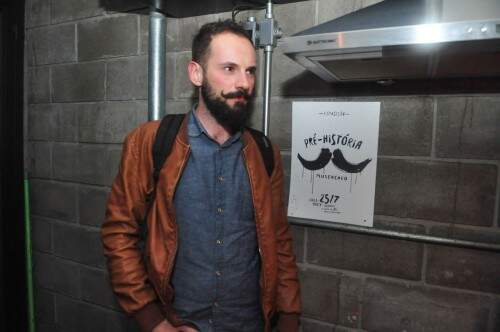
[224,66,234,72]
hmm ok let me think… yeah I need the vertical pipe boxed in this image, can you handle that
[24,177,35,332]
[148,8,167,121]
[262,0,274,136]
[262,46,273,136]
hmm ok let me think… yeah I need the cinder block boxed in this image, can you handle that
[172,52,194,99]
[30,179,77,222]
[103,0,148,13]
[290,225,304,263]
[139,15,149,54]
[271,49,307,97]
[78,15,138,61]
[78,144,116,185]
[28,67,50,103]
[426,244,500,294]
[56,295,130,332]
[33,251,55,289]
[268,99,292,150]
[35,288,55,324]
[52,0,104,24]
[362,278,491,332]
[78,101,147,144]
[79,185,110,227]
[248,99,263,131]
[107,57,147,100]
[28,104,79,142]
[300,318,335,332]
[26,0,51,27]
[52,62,105,102]
[27,24,76,65]
[80,267,120,309]
[379,97,433,156]
[53,222,106,268]
[306,226,423,280]
[317,0,382,25]
[52,104,80,142]
[338,276,363,328]
[299,268,340,323]
[274,0,316,37]
[455,163,497,226]
[375,159,497,226]
[34,251,81,297]
[165,52,176,100]
[436,97,500,160]
[29,141,52,178]
[52,143,79,182]
[165,99,192,115]
[107,146,123,186]
[28,104,55,141]
[31,216,52,252]
[166,12,231,52]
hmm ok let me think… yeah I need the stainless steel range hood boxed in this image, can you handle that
[280,0,500,83]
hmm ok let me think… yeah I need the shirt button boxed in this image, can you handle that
[217,207,223,214]
[216,239,223,245]
[218,176,224,182]
[214,302,219,307]
[208,319,213,324]
[215,270,222,276]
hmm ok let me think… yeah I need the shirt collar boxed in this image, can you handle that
[188,105,243,146]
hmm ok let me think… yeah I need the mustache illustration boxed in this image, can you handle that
[297,148,372,173]
[297,148,332,171]
[221,89,251,100]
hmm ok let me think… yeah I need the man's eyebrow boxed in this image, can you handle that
[219,62,238,67]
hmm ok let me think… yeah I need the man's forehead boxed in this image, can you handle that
[207,32,256,65]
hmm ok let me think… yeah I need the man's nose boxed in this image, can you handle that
[236,71,252,91]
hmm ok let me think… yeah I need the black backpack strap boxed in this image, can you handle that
[247,127,275,177]
[141,114,185,243]
[152,114,185,185]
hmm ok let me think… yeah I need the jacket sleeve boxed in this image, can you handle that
[270,144,302,328]
[101,124,165,332]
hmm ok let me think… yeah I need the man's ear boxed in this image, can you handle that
[188,61,203,87]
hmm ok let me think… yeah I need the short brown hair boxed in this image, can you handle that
[192,20,253,66]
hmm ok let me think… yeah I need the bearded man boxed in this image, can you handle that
[102,20,301,332]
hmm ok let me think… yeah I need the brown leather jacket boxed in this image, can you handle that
[102,116,301,332]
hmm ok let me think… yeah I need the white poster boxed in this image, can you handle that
[287,101,380,227]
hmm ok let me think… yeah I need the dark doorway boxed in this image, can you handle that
[1,0,27,330]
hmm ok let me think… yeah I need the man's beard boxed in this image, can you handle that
[200,79,253,134]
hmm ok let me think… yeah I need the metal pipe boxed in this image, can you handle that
[262,0,274,135]
[24,177,35,332]
[289,217,500,252]
[148,7,167,121]
[262,45,273,136]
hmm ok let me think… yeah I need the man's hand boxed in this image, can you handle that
[152,320,178,332]
[152,320,199,332]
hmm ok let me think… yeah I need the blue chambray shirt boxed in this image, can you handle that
[171,109,263,332]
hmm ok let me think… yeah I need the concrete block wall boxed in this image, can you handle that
[25,0,500,331]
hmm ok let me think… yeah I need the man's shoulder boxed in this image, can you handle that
[125,120,162,143]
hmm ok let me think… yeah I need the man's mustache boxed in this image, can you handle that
[221,89,251,100]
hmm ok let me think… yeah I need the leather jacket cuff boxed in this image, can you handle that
[277,313,300,332]
[134,301,165,332]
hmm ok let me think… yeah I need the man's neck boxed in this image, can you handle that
[195,101,232,146]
